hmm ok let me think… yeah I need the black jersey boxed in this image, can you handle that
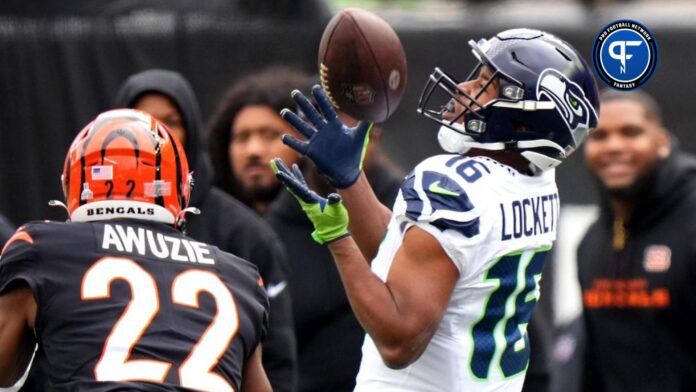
[0,219,268,391]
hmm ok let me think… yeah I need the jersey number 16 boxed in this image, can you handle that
[470,249,548,380]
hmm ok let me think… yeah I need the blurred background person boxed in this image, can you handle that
[207,66,403,392]
[208,67,311,215]
[578,90,696,391]
[113,69,297,392]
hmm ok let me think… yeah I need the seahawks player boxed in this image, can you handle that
[271,29,598,391]
[0,110,271,391]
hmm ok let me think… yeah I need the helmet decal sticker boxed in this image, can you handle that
[536,68,598,147]
[100,127,141,163]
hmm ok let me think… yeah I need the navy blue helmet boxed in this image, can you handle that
[418,28,599,170]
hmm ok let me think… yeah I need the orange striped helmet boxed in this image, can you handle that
[62,109,191,226]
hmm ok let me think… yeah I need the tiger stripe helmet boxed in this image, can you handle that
[62,109,191,225]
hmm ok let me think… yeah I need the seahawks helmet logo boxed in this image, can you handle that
[536,68,598,147]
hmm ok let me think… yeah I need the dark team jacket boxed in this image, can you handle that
[0,219,269,391]
[577,152,696,392]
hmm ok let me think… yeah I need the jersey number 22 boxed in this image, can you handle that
[81,256,237,391]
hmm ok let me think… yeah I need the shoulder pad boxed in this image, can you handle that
[400,158,480,237]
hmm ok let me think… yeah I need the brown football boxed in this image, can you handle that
[318,8,407,123]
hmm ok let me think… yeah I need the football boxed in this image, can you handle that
[318,8,407,123]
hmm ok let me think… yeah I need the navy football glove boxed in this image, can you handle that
[270,158,350,245]
[280,85,373,189]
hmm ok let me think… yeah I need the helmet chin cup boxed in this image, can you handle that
[521,150,562,171]
[438,126,473,154]
[437,125,510,155]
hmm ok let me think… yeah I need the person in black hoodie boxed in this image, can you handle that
[207,66,404,392]
[112,69,297,392]
[577,90,696,391]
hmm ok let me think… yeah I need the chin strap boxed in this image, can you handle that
[176,206,201,234]
[48,200,70,219]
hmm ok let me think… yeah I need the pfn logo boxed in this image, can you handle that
[592,20,658,90]
[608,40,642,74]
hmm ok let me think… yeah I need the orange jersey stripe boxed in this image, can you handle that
[2,230,34,254]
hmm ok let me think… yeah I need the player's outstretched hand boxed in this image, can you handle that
[280,85,373,189]
[270,158,350,245]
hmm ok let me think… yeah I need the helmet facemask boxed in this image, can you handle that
[418,39,528,146]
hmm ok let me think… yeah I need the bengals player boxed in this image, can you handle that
[0,109,271,391]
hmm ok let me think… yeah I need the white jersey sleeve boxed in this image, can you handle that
[393,154,490,274]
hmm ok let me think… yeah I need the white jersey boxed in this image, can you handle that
[355,154,559,392]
